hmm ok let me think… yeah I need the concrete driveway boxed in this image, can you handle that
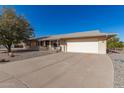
[0,53,114,88]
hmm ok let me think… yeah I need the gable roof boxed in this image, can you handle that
[39,30,116,40]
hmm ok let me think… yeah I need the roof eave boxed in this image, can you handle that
[41,34,117,41]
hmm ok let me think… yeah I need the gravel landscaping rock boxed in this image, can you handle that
[0,49,55,62]
[109,52,124,88]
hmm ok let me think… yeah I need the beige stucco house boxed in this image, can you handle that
[37,30,115,54]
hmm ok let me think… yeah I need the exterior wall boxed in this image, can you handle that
[21,42,27,49]
[25,40,39,50]
[66,38,98,42]
[48,41,52,49]
[31,40,37,47]
[98,40,106,54]
[14,42,27,49]
[60,40,67,52]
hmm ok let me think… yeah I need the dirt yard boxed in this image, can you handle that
[0,48,54,62]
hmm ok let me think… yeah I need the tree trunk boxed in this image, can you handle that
[7,45,12,53]
[7,45,15,57]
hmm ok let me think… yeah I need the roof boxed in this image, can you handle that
[39,30,116,41]
[27,37,37,40]
[36,36,49,41]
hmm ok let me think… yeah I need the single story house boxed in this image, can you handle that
[11,30,115,54]
[36,30,116,54]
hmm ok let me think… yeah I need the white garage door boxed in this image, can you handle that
[67,41,99,53]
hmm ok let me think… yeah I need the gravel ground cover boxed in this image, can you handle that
[109,51,124,88]
[0,49,54,62]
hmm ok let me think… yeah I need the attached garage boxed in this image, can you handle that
[67,41,99,54]
[65,37,107,54]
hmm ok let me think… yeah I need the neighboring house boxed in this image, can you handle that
[37,30,115,54]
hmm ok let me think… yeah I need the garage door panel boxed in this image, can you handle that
[67,42,99,53]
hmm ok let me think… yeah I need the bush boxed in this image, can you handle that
[107,36,124,50]
[0,59,10,62]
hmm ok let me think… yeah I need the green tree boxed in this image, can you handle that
[0,7,33,52]
[107,36,124,49]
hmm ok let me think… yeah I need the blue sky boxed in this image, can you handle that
[0,5,124,41]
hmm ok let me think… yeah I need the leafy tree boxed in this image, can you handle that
[107,36,124,49]
[0,7,33,52]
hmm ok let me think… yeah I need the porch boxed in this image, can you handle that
[25,38,67,52]
[39,40,60,51]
